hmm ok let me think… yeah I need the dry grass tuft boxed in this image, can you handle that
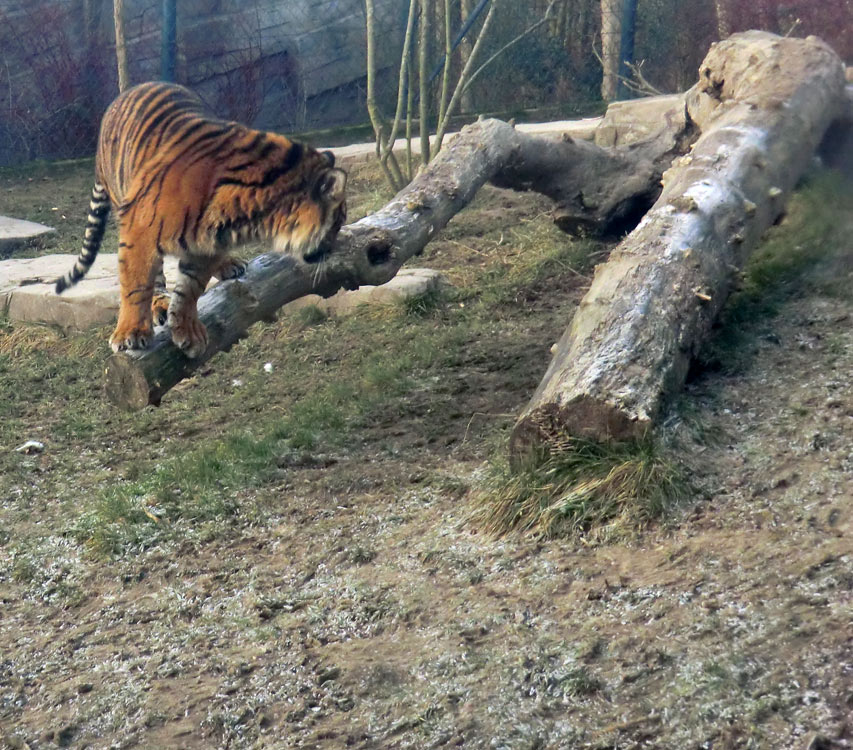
[471,438,688,540]
[0,320,104,357]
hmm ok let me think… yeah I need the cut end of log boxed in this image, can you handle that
[104,354,153,411]
[510,398,651,457]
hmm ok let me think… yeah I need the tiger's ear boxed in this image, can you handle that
[317,168,347,202]
[322,150,336,167]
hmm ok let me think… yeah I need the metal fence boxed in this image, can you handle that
[0,0,850,166]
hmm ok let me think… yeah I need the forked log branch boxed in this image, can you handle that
[105,114,692,409]
[511,31,846,452]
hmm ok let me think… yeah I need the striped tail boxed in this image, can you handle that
[55,183,111,294]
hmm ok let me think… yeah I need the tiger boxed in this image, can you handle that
[55,81,347,359]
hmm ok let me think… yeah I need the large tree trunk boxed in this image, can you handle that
[113,0,129,92]
[104,115,692,409]
[511,32,846,453]
[600,0,622,101]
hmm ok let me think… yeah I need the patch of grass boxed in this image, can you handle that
[473,221,598,308]
[472,438,689,539]
[397,284,450,317]
[292,303,328,327]
[70,314,477,555]
[699,171,853,373]
[73,425,307,554]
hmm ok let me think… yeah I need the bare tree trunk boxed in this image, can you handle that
[113,0,129,92]
[511,32,846,451]
[600,0,621,101]
[364,0,409,189]
[436,0,453,136]
[554,0,569,41]
[458,0,475,113]
[418,0,431,165]
[104,115,692,409]
[714,0,731,39]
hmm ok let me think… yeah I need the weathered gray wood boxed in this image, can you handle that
[511,31,846,451]
[493,105,694,237]
[105,115,691,409]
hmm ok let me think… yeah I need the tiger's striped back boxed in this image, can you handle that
[95,82,212,205]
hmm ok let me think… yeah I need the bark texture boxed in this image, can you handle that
[600,0,622,101]
[113,0,129,92]
[511,31,846,453]
[104,115,690,409]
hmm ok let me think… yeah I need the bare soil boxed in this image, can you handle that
[0,158,851,750]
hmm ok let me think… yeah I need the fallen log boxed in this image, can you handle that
[511,31,846,452]
[105,113,692,409]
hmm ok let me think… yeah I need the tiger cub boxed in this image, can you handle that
[56,81,347,358]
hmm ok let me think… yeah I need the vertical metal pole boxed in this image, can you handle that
[161,0,177,82]
[617,0,638,98]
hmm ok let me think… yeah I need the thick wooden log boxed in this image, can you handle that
[105,115,691,409]
[511,31,846,452]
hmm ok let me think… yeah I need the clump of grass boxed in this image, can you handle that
[472,438,688,539]
[398,284,449,317]
[292,303,328,327]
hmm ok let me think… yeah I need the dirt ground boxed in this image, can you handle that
[0,158,851,750]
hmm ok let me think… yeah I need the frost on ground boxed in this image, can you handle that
[0,161,851,750]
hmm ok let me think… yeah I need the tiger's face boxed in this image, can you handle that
[272,150,347,262]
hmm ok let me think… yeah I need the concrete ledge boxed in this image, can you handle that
[1,253,448,332]
[0,216,54,254]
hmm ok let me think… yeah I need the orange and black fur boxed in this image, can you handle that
[56,81,347,358]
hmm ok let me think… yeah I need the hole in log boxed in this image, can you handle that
[367,241,393,265]
[555,190,659,239]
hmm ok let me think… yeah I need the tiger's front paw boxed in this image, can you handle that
[110,323,154,353]
[215,257,247,281]
[168,313,208,359]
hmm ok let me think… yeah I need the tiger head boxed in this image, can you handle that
[271,148,347,263]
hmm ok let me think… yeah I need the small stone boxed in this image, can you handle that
[15,440,44,455]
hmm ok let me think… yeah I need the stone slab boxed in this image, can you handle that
[593,93,686,147]
[0,253,448,332]
[0,216,55,253]
[0,254,182,331]
[285,268,448,316]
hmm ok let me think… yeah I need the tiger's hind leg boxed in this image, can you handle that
[110,224,159,353]
[151,261,170,327]
[167,253,217,358]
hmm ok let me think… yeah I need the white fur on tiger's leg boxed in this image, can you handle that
[151,258,170,326]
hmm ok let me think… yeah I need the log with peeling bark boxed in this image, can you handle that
[105,113,692,409]
[511,31,846,453]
